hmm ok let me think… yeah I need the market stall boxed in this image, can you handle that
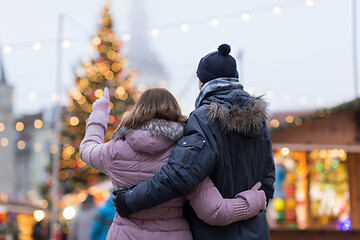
[268,99,360,239]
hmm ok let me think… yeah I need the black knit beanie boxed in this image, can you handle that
[196,44,239,84]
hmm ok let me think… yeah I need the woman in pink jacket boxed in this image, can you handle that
[80,87,266,240]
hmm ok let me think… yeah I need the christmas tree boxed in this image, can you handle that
[59,0,139,192]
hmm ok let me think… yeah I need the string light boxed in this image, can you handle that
[34,119,43,129]
[17,140,26,150]
[3,45,11,54]
[33,143,42,152]
[273,6,282,14]
[15,122,24,132]
[150,28,160,37]
[51,93,60,102]
[305,0,315,7]
[1,138,8,147]
[28,92,37,101]
[241,12,251,21]
[121,33,130,42]
[0,123,4,132]
[210,18,220,26]
[180,23,190,32]
[62,40,71,48]
[32,42,41,51]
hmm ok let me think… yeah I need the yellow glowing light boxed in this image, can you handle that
[15,122,24,131]
[34,119,43,129]
[92,37,101,46]
[111,63,121,72]
[119,92,128,101]
[0,122,4,132]
[1,138,9,147]
[78,192,87,202]
[107,50,116,60]
[65,145,75,155]
[105,71,114,80]
[286,115,294,123]
[281,147,290,155]
[73,90,82,100]
[33,210,45,222]
[211,18,220,26]
[39,200,48,209]
[77,96,86,105]
[69,116,80,126]
[273,6,282,14]
[270,119,280,128]
[17,140,26,150]
[109,102,113,110]
[63,206,76,220]
[115,87,125,99]
[241,12,251,21]
[79,78,89,88]
[4,45,12,54]
[33,143,42,152]
[295,119,303,126]
[50,144,59,154]
[180,23,190,32]
[151,28,160,36]
[95,89,104,98]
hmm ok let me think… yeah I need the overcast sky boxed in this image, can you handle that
[0,0,359,116]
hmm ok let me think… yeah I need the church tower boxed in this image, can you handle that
[0,47,15,196]
[127,0,169,88]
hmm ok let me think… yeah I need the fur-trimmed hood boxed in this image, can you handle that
[207,96,268,134]
[113,119,185,142]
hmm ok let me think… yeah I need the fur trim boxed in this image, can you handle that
[112,119,184,141]
[207,96,268,133]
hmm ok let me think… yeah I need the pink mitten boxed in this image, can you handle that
[92,87,110,115]
[235,182,266,218]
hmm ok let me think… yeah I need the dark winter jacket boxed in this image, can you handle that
[124,77,276,240]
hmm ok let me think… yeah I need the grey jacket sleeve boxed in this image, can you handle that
[125,110,218,212]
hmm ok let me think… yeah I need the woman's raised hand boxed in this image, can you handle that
[92,87,110,115]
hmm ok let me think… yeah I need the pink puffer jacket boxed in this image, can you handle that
[80,110,250,240]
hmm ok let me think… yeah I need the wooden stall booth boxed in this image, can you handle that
[267,99,360,239]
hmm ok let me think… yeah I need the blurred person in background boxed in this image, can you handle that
[91,194,116,240]
[32,220,49,240]
[71,194,97,240]
[4,213,19,240]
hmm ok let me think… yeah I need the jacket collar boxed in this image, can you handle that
[112,119,185,141]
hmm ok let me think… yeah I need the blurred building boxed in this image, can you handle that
[268,98,360,239]
[126,0,169,89]
[0,50,15,196]
[14,109,56,199]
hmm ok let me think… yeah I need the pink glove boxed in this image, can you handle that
[235,182,266,218]
[92,87,110,115]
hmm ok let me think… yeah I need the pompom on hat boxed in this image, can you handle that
[196,44,239,84]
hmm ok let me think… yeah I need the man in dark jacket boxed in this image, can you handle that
[113,43,276,240]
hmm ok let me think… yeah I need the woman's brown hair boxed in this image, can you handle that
[119,88,187,129]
